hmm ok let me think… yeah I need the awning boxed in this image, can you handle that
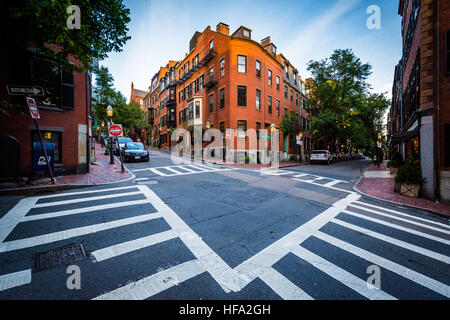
[389,127,420,144]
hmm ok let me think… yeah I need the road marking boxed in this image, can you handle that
[164,167,186,175]
[354,201,450,230]
[34,186,139,199]
[139,185,246,293]
[0,269,31,292]
[134,178,149,182]
[33,191,142,208]
[343,209,450,245]
[292,178,353,194]
[93,259,205,300]
[0,212,162,253]
[0,197,38,243]
[91,230,177,262]
[150,168,169,176]
[234,192,361,287]
[314,231,450,298]
[178,165,197,173]
[332,218,450,264]
[260,169,295,176]
[291,246,397,300]
[348,204,450,235]
[259,267,314,300]
[22,199,152,222]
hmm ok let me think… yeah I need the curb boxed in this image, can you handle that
[0,157,136,197]
[353,174,450,220]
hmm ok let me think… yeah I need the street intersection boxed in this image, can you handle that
[0,149,448,300]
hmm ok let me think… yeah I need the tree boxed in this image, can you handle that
[306,49,372,151]
[0,0,131,73]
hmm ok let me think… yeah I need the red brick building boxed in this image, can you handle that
[0,46,91,178]
[129,82,146,109]
[143,23,311,162]
[388,0,450,203]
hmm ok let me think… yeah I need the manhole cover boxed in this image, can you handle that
[33,244,87,272]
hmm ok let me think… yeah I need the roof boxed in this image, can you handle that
[133,89,146,98]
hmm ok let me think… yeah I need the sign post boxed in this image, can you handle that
[26,97,55,184]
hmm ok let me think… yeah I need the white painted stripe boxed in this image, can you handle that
[187,165,209,172]
[33,191,142,208]
[259,267,314,300]
[354,201,450,230]
[0,197,38,243]
[261,170,294,176]
[0,269,31,291]
[234,192,361,287]
[22,199,152,222]
[343,209,450,245]
[0,212,162,253]
[291,246,397,300]
[134,178,149,182]
[33,186,139,199]
[332,218,450,264]
[164,167,186,175]
[132,168,152,172]
[93,260,205,300]
[349,204,450,235]
[192,163,218,171]
[178,166,197,173]
[314,231,450,298]
[150,168,169,176]
[138,185,246,293]
[293,173,308,178]
[323,180,344,188]
[292,178,353,194]
[92,230,177,262]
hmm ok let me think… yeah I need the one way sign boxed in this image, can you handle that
[7,85,44,96]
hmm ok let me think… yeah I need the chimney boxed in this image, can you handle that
[261,37,277,57]
[216,22,230,36]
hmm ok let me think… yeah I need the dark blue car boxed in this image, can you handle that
[122,142,149,162]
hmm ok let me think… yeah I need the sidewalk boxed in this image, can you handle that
[356,162,450,217]
[0,143,132,195]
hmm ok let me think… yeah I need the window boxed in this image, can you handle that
[276,76,280,90]
[188,103,194,120]
[284,108,288,117]
[296,94,299,106]
[256,60,261,78]
[220,59,225,77]
[220,88,225,109]
[238,55,247,73]
[268,70,272,86]
[256,122,261,140]
[209,94,214,113]
[276,100,280,117]
[186,61,189,73]
[446,30,450,74]
[195,54,199,66]
[243,29,250,38]
[32,131,62,163]
[291,90,293,101]
[209,68,214,81]
[237,86,247,106]
[268,96,272,114]
[199,75,204,90]
[237,120,247,139]
[256,89,261,110]
[192,80,197,94]
[284,86,288,98]
[195,101,200,118]
[209,39,214,51]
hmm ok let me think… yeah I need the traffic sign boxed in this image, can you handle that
[25,97,40,119]
[109,124,123,137]
[7,85,44,96]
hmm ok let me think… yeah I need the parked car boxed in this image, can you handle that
[332,153,339,163]
[114,137,133,155]
[122,142,149,162]
[310,150,333,165]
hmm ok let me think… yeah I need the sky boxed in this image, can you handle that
[101,0,402,102]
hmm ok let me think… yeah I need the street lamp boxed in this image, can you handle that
[106,105,114,164]
[270,123,276,132]
[206,120,211,129]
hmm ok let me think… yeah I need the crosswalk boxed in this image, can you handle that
[0,183,449,299]
[133,163,236,179]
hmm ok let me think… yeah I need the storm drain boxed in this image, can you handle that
[33,244,87,272]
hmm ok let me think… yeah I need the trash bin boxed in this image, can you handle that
[32,142,55,175]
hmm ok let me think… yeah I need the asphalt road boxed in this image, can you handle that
[0,149,448,300]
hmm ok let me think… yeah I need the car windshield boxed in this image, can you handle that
[126,143,144,150]
[312,151,327,154]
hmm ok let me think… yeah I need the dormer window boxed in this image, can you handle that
[272,46,276,55]
[243,29,250,38]
[209,39,214,52]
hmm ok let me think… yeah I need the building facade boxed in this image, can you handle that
[0,46,91,179]
[388,0,450,203]
[143,23,311,163]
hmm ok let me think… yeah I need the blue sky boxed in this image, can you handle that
[101,0,402,102]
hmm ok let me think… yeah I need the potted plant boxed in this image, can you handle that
[387,152,404,175]
[394,156,425,198]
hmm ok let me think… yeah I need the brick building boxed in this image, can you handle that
[0,46,92,178]
[388,0,450,203]
[143,23,311,162]
[129,82,146,109]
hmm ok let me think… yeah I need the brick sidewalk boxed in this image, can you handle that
[55,143,131,185]
[357,163,450,216]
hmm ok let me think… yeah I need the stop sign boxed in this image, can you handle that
[108,124,123,137]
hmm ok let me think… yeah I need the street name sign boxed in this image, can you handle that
[109,124,123,137]
[7,85,44,96]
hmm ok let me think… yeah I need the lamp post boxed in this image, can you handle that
[298,132,303,162]
[106,105,114,164]
[206,120,211,129]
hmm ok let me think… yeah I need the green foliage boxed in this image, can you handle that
[387,152,404,169]
[394,156,425,186]
[0,0,131,72]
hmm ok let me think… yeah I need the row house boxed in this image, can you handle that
[388,0,450,203]
[143,23,311,162]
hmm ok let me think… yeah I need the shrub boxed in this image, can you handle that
[394,156,425,186]
[387,152,404,169]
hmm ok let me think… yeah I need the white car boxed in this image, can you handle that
[310,150,333,165]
